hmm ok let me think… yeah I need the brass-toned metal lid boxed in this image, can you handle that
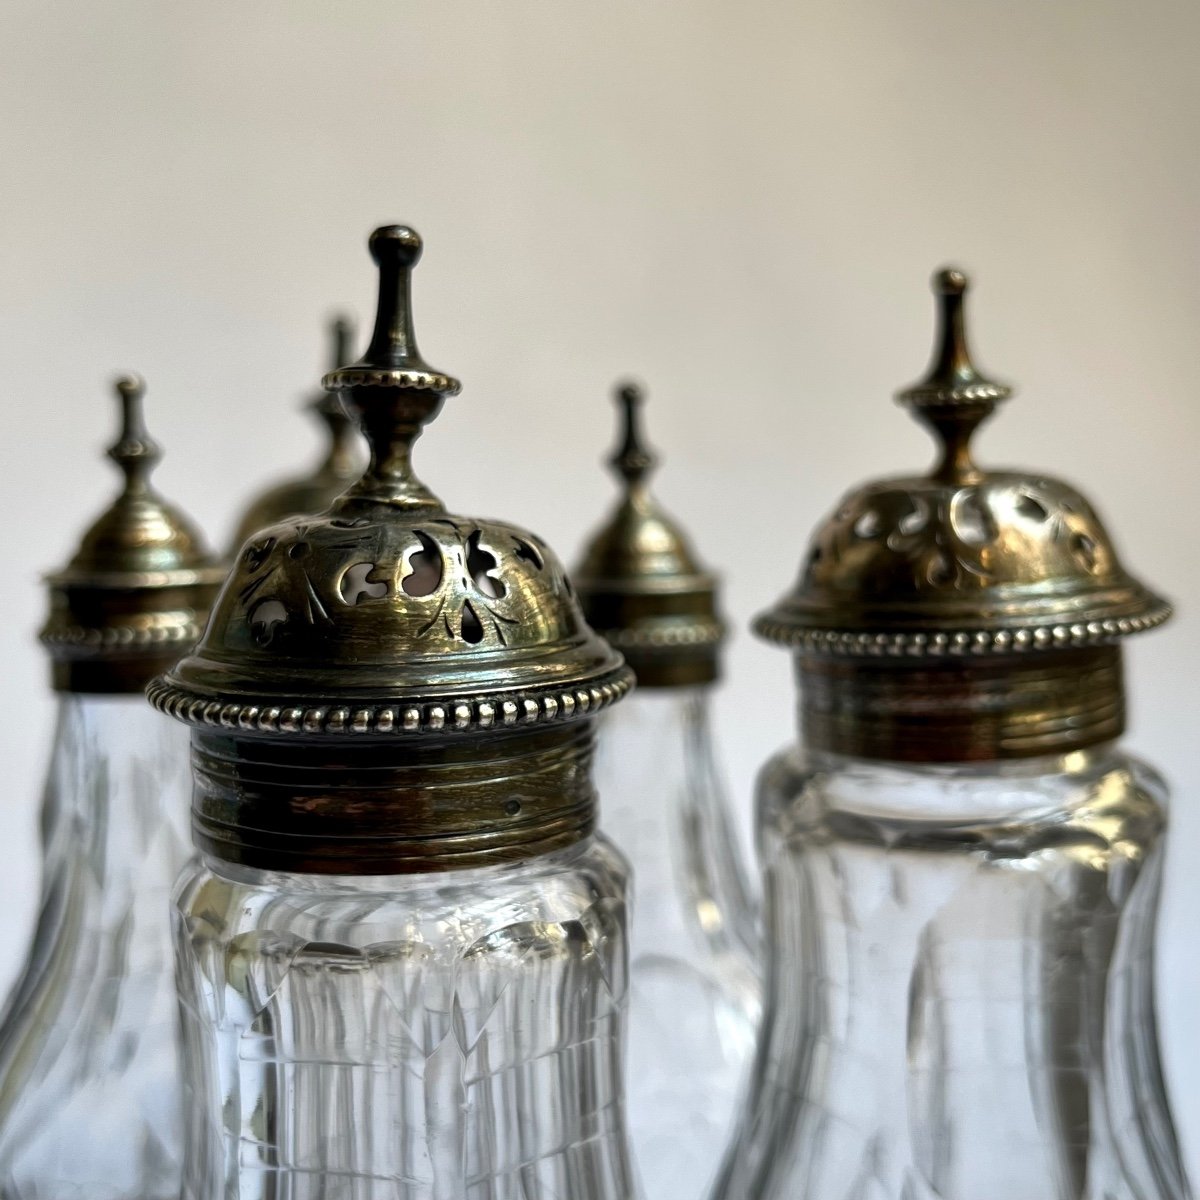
[150,225,633,738]
[574,383,723,688]
[228,316,365,553]
[42,376,225,694]
[756,268,1172,660]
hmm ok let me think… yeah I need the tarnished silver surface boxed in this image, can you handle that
[757,269,1170,656]
[153,227,631,740]
[42,375,223,693]
[151,225,631,873]
[756,268,1170,761]
[574,382,724,688]
[152,224,628,715]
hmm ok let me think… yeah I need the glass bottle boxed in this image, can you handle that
[150,225,643,1199]
[574,383,759,1200]
[0,377,223,1200]
[712,269,1189,1200]
[229,314,365,552]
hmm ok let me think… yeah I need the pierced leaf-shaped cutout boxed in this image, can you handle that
[951,490,995,546]
[1072,532,1098,572]
[467,530,505,599]
[340,562,388,606]
[250,599,287,645]
[461,601,484,644]
[1015,493,1048,523]
[513,537,544,571]
[244,537,276,572]
[401,531,443,597]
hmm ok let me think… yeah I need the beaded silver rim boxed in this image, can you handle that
[41,617,205,656]
[146,666,635,736]
[754,601,1173,658]
[594,619,724,651]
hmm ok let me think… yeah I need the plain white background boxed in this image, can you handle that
[0,0,1197,1179]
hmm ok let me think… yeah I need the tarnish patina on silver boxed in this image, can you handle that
[42,375,224,694]
[574,382,724,688]
[756,268,1171,762]
[150,226,632,873]
[228,316,366,553]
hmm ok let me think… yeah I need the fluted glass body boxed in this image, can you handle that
[595,688,760,1200]
[174,836,640,1200]
[712,743,1189,1200]
[0,696,192,1200]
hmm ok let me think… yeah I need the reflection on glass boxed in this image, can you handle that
[711,746,1189,1200]
[175,838,641,1200]
[597,687,759,1200]
[0,697,192,1200]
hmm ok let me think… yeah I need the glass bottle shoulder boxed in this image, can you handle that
[757,740,1168,854]
[175,834,629,948]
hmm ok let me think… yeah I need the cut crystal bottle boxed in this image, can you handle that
[0,377,222,1200]
[575,384,759,1200]
[153,225,642,1199]
[712,270,1189,1200]
[174,832,633,1199]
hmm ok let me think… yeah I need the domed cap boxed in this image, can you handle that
[150,225,632,737]
[228,316,365,551]
[574,382,724,687]
[42,376,225,693]
[756,268,1171,659]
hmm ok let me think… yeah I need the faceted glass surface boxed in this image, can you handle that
[594,688,760,1200]
[0,696,192,1200]
[174,836,640,1200]
[711,744,1190,1200]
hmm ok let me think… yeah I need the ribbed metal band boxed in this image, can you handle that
[189,722,597,874]
[799,646,1125,762]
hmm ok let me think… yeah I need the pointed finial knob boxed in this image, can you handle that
[324,226,460,394]
[324,225,461,511]
[362,226,423,371]
[896,267,1013,483]
[610,381,657,488]
[109,374,161,493]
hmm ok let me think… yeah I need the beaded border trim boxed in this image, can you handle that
[323,367,461,394]
[754,603,1172,658]
[42,618,204,656]
[898,380,1011,405]
[146,667,635,736]
[595,620,724,651]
